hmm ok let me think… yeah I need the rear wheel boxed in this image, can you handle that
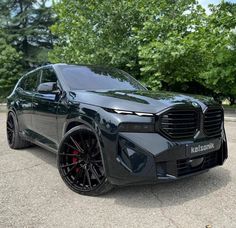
[6,112,31,149]
[57,125,113,196]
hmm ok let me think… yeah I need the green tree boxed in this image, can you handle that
[0,0,56,67]
[198,2,236,103]
[49,0,144,77]
[50,0,206,85]
[136,0,207,92]
[0,31,22,98]
[50,0,236,102]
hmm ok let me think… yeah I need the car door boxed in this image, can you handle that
[32,66,60,150]
[15,71,39,136]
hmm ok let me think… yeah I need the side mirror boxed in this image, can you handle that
[37,82,59,94]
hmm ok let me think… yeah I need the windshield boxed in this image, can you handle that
[59,65,146,91]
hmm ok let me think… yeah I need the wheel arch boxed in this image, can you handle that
[63,116,97,136]
[64,121,83,133]
[7,107,17,119]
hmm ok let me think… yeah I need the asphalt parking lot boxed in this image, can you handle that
[0,112,235,228]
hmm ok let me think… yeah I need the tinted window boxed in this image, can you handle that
[41,68,57,83]
[19,71,39,92]
[60,65,146,91]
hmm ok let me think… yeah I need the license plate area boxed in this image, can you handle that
[186,138,221,157]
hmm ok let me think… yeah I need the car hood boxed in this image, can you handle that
[68,90,219,113]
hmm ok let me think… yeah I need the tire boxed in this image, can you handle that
[57,125,113,196]
[6,111,31,149]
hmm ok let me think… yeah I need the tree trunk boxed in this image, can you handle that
[229,96,235,105]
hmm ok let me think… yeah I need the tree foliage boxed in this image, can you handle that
[0,0,56,98]
[136,0,207,91]
[41,1,236,103]
[0,0,56,67]
[199,2,236,101]
[49,0,144,77]
[0,31,22,97]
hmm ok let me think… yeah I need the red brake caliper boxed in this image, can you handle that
[72,150,80,173]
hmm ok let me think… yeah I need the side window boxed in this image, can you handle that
[18,77,26,90]
[19,71,39,92]
[25,71,39,92]
[41,68,57,84]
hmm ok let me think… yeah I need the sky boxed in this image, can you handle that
[45,0,236,13]
[199,0,236,13]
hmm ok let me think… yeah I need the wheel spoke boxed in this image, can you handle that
[89,139,97,152]
[85,166,92,189]
[78,133,87,150]
[72,174,79,184]
[91,150,100,158]
[73,169,82,184]
[7,120,13,129]
[91,159,102,164]
[88,133,92,147]
[89,164,101,183]
[64,142,80,152]
[70,136,84,153]
[58,153,80,157]
[82,168,87,187]
[60,161,80,168]
[63,164,77,177]
[7,127,13,132]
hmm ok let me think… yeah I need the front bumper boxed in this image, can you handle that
[102,132,228,186]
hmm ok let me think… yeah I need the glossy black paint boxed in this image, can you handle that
[7,64,228,186]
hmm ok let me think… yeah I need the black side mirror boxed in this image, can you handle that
[37,82,59,94]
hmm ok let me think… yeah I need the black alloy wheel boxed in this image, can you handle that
[57,125,113,196]
[6,112,15,146]
[6,112,31,149]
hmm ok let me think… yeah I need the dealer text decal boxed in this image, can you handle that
[191,143,215,154]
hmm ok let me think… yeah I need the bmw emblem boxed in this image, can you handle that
[192,102,199,108]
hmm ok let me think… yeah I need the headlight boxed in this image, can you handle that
[104,108,154,117]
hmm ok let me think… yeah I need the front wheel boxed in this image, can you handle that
[57,125,113,196]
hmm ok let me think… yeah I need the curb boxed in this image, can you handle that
[0,103,7,112]
[224,117,236,122]
[224,108,236,114]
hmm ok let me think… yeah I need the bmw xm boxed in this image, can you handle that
[6,64,228,196]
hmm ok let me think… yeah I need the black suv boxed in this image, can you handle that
[7,64,228,196]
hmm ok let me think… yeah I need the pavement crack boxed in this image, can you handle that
[0,163,43,174]
[150,187,180,228]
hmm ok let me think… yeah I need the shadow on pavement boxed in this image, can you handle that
[25,145,57,168]
[105,167,231,208]
[25,145,231,208]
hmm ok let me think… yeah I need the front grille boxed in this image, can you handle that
[204,108,223,138]
[177,151,218,176]
[159,109,199,139]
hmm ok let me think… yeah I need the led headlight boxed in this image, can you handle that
[104,108,154,117]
